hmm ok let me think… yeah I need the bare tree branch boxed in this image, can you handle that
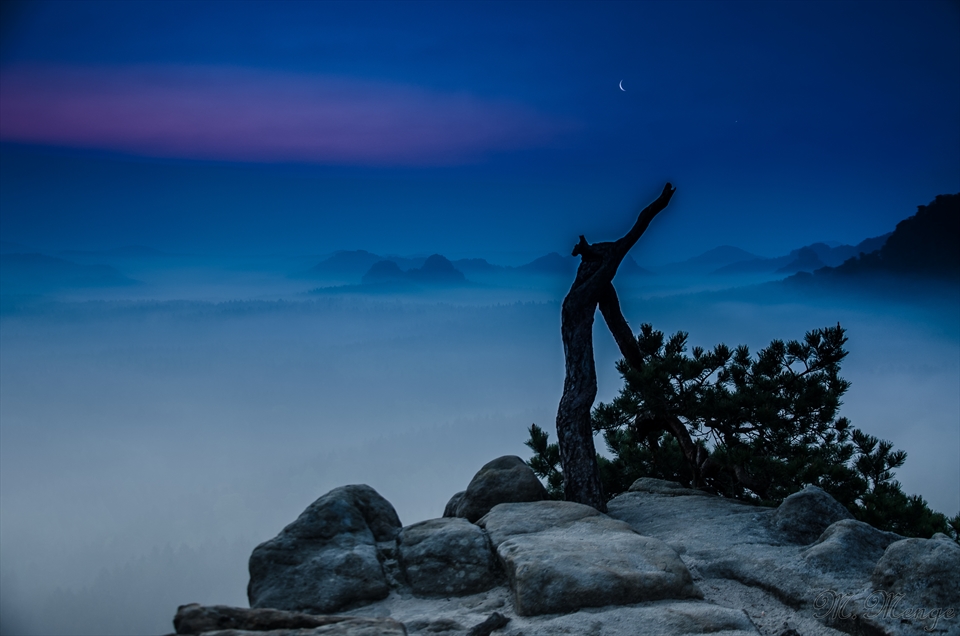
[597,282,645,371]
[556,183,675,510]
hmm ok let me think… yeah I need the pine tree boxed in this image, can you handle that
[526,324,959,542]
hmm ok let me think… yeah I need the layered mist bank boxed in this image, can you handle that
[1,269,957,635]
[2,196,958,634]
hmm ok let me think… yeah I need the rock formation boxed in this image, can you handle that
[172,456,959,636]
[246,484,402,613]
[443,455,548,522]
[397,518,498,597]
[172,603,406,635]
[478,500,701,615]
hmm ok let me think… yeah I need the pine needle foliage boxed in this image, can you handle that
[526,324,958,543]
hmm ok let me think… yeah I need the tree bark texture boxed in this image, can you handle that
[556,183,676,511]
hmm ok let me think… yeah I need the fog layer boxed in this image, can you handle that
[1,269,957,635]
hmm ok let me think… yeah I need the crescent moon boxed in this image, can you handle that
[619,80,625,91]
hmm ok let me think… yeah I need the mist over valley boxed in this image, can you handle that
[2,208,957,634]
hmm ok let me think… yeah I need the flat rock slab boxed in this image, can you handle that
[174,604,374,633]
[178,620,407,636]
[477,499,602,548]
[361,590,758,636]
[607,488,960,636]
[513,601,759,636]
[478,501,701,616]
[607,490,779,554]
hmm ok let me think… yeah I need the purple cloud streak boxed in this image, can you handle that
[0,65,569,166]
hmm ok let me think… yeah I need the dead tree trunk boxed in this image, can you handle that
[556,182,676,511]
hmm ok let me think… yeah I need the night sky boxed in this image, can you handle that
[2,0,958,263]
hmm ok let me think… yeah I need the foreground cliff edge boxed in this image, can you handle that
[167,456,959,636]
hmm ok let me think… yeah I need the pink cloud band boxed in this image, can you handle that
[0,65,566,166]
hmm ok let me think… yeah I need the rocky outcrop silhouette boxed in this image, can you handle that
[796,193,959,283]
[407,254,467,284]
[715,235,891,276]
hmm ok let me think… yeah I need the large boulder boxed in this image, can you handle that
[478,501,701,616]
[447,456,547,523]
[772,485,853,544]
[801,519,902,573]
[247,485,401,614]
[442,491,464,518]
[871,534,960,619]
[397,518,498,597]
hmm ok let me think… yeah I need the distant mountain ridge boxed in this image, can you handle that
[362,254,467,286]
[792,193,959,283]
[298,250,651,285]
[298,235,900,286]
[714,234,892,276]
[655,246,761,275]
[294,250,428,281]
[514,252,578,276]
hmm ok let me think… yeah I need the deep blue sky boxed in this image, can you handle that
[1,0,958,263]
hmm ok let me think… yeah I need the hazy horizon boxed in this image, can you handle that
[2,257,959,634]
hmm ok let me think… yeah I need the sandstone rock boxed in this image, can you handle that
[606,483,960,636]
[180,621,406,636]
[397,518,498,597]
[465,611,510,636]
[174,603,351,632]
[478,500,701,616]
[403,617,464,633]
[219,475,957,636]
[801,519,902,573]
[525,601,758,636]
[172,604,406,635]
[442,491,464,518]
[247,485,401,614]
[452,456,547,523]
[871,533,960,614]
[629,477,711,496]
[772,485,853,544]
[478,499,601,547]
[373,594,760,636]
[606,489,776,555]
